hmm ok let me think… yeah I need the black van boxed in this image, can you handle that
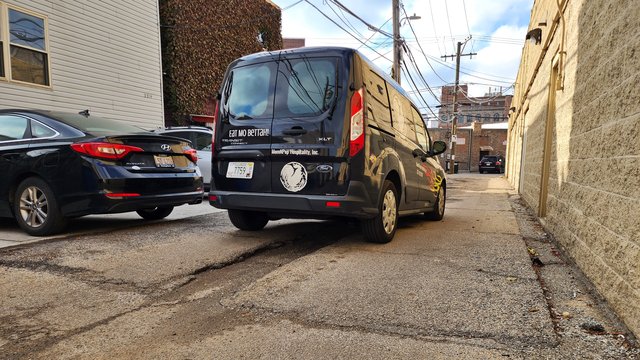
[209,47,447,243]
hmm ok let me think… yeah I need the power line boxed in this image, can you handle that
[325,1,366,39]
[427,0,443,56]
[400,4,449,84]
[443,0,456,52]
[328,0,393,38]
[400,61,438,119]
[302,0,393,62]
[282,0,304,11]
[357,17,392,50]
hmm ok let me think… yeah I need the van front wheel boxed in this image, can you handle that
[228,209,269,231]
[362,180,398,243]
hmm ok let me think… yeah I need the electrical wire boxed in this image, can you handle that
[401,62,438,119]
[357,17,392,50]
[325,1,366,40]
[303,0,393,62]
[282,0,304,11]
[327,0,393,38]
[400,4,449,84]
[427,0,443,56]
[443,0,456,52]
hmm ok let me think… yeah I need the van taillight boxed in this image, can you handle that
[212,100,219,157]
[349,88,365,157]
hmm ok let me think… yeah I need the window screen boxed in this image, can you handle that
[8,8,49,86]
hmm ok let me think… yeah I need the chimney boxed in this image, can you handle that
[472,121,482,136]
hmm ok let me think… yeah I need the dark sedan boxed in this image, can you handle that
[0,110,204,236]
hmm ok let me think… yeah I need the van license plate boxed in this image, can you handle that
[227,162,254,179]
[154,155,175,168]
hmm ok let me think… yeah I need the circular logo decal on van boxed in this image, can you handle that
[280,162,307,192]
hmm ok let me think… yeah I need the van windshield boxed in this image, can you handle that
[224,57,338,120]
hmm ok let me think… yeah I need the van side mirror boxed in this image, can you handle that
[430,141,447,157]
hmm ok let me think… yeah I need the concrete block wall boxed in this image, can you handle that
[507,0,640,336]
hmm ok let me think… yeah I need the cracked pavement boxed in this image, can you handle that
[0,174,637,359]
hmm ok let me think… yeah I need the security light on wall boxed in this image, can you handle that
[526,28,542,45]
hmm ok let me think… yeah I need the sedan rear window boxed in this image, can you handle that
[49,112,148,134]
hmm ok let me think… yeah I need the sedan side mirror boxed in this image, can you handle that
[430,140,447,157]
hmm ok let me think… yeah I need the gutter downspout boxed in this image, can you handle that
[513,0,568,119]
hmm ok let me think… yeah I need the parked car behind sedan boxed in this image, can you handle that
[478,155,505,173]
[155,126,212,190]
[0,110,204,236]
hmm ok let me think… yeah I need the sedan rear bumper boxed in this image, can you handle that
[61,190,204,217]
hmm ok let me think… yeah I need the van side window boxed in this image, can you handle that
[363,70,391,129]
[388,86,416,144]
[411,107,429,152]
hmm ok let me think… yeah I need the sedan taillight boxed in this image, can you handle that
[71,142,143,160]
[184,148,198,163]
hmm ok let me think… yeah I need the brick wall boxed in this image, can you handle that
[507,0,640,336]
[429,124,507,172]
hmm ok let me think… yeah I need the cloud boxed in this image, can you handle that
[274,0,532,105]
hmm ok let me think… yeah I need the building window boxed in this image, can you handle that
[494,113,501,122]
[0,5,4,78]
[0,4,50,86]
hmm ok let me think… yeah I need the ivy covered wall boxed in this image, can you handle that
[160,0,282,125]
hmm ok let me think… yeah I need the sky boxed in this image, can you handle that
[270,0,534,119]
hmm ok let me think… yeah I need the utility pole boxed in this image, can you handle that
[441,38,476,174]
[392,0,401,84]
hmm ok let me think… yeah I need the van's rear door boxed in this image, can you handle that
[214,60,276,193]
[269,56,350,196]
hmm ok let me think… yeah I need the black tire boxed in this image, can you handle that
[479,169,484,174]
[136,206,174,220]
[424,184,446,221]
[228,209,269,231]
[362,180,398,244]
[13,177,67,236]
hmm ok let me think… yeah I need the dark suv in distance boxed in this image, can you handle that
[208,47,448,243]
[478,155,505,173]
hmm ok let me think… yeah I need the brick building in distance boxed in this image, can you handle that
[437,85,513,127]
[429,122,507,173]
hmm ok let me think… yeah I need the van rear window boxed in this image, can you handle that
[278,58,337,116]
[223,57,338,120]
[226,63,274,120]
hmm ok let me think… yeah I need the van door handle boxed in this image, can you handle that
[283,127,307,136]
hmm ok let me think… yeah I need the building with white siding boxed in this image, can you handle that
[0,0,164,129]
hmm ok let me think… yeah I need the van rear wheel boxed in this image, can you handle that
[228,209,269,231]
[362,180,398,243]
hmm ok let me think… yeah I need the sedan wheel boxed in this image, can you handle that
[14,177,67,236]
